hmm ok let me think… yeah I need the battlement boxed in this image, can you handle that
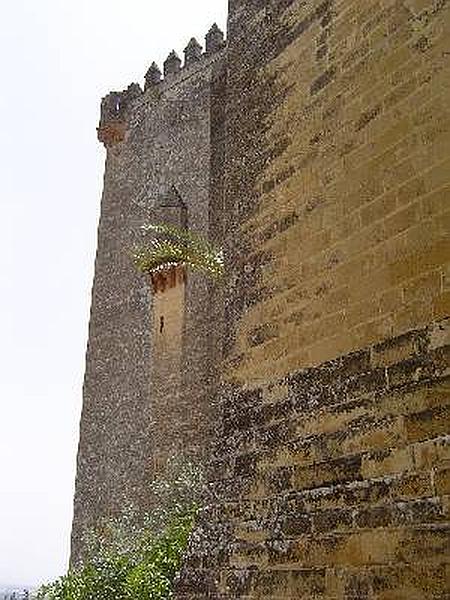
[146,23,225,89]
[98,24,225,146]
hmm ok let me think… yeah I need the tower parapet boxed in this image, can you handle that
[97,24,226,149]
[97,83,142,147]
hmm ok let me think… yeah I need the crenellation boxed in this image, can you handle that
[163,50,182,77]
[144,61,162,90]
[125,82,143,101]
[184,37,203,66]
[205,23,225,55]
[100,25,227,112]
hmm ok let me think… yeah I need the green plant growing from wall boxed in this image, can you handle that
[38,458,203,600]
[132,223,224,279]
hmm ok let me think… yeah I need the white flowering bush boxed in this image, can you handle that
[39,458,203,600]
[132,222,224,279]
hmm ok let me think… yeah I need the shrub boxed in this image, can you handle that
[132,223,224,279]
[39,458,202,600]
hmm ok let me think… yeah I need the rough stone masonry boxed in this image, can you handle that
[72,1,450,597]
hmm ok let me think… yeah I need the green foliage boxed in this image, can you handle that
[132,222,224,279]
[38,510,196,600]
[39,459,202,600]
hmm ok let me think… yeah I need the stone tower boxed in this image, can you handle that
[71,24,226,561]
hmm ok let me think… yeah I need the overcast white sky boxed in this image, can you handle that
[0,0,227,588]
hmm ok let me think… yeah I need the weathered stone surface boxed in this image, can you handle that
[71,31,227,562]
[73,0,450,596]
[177,0,449,595]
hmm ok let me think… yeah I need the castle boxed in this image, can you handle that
[72,1,450,597]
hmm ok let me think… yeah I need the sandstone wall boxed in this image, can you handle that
[226,0,450,386]
[177,0,450,597]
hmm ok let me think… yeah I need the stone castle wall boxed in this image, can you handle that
[72,0,450,595]
[177,0,450,597]
[224,0,450,386]
[71,31,226,561]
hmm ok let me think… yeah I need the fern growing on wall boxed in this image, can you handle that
[132,223,224,279]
